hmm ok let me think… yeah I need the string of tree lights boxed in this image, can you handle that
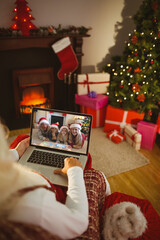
[103,0,160,122]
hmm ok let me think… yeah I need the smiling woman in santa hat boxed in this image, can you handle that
[68,123,84,149]
[48,123,59,142]
[57,125,69,144]
[37,117,50,141]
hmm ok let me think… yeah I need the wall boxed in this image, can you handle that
[0,0,143,73]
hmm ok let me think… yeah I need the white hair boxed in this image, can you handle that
[0,124,43,218]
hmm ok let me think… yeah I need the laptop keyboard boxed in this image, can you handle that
[27,150,76,169]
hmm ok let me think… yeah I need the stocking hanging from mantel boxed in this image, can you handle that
[52,37,78,80]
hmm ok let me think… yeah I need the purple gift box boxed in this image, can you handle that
[75,94,109,110]
[137,121,157,151]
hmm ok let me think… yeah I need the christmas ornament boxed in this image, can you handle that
[154,17,157,23]
[132,83,141,92]
[148,110,152,116]
[137,94,145,102]
[119,84,123,89]
[131,35,138,44]
[48,25,56,34]
[127,67,132,72]
[134,67,142,74]
[10,0,37,36]
[52,37,78,80]
[88,91,97,98]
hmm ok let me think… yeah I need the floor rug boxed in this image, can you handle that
[89,128,149,178]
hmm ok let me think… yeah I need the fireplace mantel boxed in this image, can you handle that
[0,34,90,52]
[0,34,90,74]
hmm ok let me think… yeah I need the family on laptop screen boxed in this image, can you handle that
[31,108,92,154]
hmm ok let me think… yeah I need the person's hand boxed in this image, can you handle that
[45,138,49,141]
[54,157,82,175]
[15,137,30,158]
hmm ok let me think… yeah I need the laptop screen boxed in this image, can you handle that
[30,107,92,155]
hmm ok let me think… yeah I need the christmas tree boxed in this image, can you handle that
[103,0,160,122]
[81,117,91,135]
[10,0,37,36]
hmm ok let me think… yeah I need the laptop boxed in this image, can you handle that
[19,107,92,186]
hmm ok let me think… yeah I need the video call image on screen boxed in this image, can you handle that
[31,109,92,154]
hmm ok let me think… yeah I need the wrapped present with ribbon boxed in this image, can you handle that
[80,105,106,128]
[75,94,109,110]
[107,129,125,144]
[77,73,110,95]
[104,105,144,133]
[76,94,109,128]
[124,124,142,150]
[137,121,157,151]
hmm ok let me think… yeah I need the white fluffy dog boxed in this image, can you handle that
[102,201,147,240]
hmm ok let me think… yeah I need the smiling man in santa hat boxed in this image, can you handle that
[68,123,84,149]
[37,117,50,141]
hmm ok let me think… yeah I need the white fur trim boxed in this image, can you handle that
[50,124,59,130]
[60,126,69,132]
[39,119,49,125]
[70,123,81,130]
[52,37,71,53]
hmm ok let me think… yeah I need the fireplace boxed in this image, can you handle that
[0,34,89,129]
[12,67,54,117]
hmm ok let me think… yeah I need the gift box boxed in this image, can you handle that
[80,106,106,128]
[124,124,142,150]
[137,121,157,151]
[77,73,110,95]
[107,130,125,144]
[104,105,144,133]
[75,94,109,110]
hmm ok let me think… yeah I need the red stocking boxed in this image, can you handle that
[52,37,78,80]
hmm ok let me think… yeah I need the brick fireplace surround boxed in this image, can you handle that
[0,34,89,130]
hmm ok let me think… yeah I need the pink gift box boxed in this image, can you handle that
[137,121,157,151]
[75,94,109,110]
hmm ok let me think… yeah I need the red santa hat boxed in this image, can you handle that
[70,123,81,130]
[60,125,69,132]
[50,123,59,130]
[38,117,49,125]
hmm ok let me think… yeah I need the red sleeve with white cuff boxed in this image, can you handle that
[9,149,19,161]
[8,166,89,239]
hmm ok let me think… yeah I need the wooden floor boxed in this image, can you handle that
[9,128,160,215]
[108,142,160,215]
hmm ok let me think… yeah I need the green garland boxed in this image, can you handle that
[0,25,92,37]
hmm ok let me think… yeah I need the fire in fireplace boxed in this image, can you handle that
[20,86,51,114]
[12,67,54,117]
